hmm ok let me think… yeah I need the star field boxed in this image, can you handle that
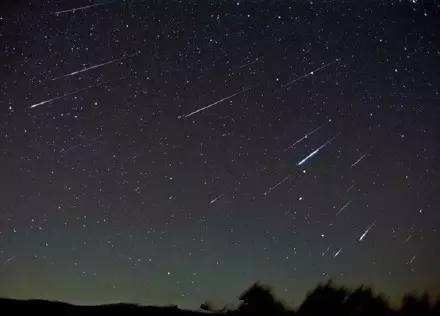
[0,0,439,309]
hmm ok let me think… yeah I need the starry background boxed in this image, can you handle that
[0,0,439,310]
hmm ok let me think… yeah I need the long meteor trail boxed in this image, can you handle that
[358,222,375,242]
[263,175,291,196]
[336,200,351,216]
[285,125,324,151]
[297,136,336,166]
[351,152,368,168]
[239,57,262,69]
[52,52,138,81]
[54,0,148,15]
[30,86,94,109]
[180,87,252,119]
[54,2,108,15]
[282,61,337,88]
[31,74,130,109]
[209,195,223,204]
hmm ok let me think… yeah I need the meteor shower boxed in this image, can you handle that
[1,1,439,316]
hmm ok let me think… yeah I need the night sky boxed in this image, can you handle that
[1,0,439,310]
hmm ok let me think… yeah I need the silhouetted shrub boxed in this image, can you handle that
[433,297,440,316]
[297,280,348,316]
[345,286,391,316]
[238,283,289,316]
[400,292,432,316]
[201,300,223,313]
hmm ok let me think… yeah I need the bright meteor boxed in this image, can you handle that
[30,86,94,109]
[297,136,336,166]
[358,222,375,242]
[351,153,368,168]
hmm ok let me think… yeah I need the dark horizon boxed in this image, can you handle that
[2,282,440,311]
[1,281,440,315]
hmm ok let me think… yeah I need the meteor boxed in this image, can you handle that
[239,57,262,69]
[52,59,118,80]
[285,125,323,151]
[336,200,351,216]
[54,0,148,15]
[209,195,223,204]
[179,87,252,119]
[283,61,337,88]
[3,256,15,265]
[406,255,416,265]
[54,2,108,15]
[358,222,375,242]
[351,153,368,168]
[263,175,291,196]
[52,52,139,81]
[30,74,130,109]
[297,136,336,166]
[346,183,355,192]
[30,86,94,109]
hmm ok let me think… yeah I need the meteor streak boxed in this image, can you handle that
[180,87,251,119]
[30,86,94,109]
[285,125,323,151]
[31,74,130,109]
[52,52,138,80]
[336,200,351,216]
[358,222,375,242]
[351,153,368,167]
[346,183,355,192]
[283,61,337,88]
[297,136,336,166]
[239,57,262,69]
[263,175,291,196]
[209,195,223,204]
[3,256,15,265]
[407,255,416,265]
[54,2,108,15]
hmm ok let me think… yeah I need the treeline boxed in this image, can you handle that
[202,281,440,316]
[1,281,439,315]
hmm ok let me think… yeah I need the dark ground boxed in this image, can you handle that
[1,282,439,316]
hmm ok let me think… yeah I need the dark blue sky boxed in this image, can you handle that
[0,0,439,309]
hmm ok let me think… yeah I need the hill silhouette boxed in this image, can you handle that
[1,281,439,316]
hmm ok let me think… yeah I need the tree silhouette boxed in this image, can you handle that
[345,286,391,316]
[200,301,213,312]
[297,281,348,316]
[400,292,432,316]
[200,300,226,313]
[1,281,440,315]
[238,282,289,316]
[432,297,440,316]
